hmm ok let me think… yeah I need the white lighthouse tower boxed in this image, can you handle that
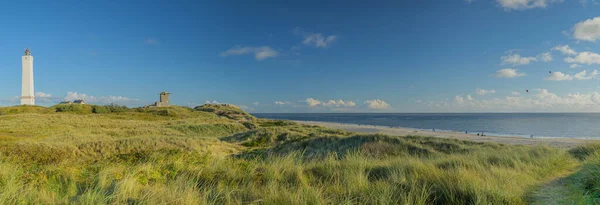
[21,48,34,105]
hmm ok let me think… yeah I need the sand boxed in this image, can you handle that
[296,120,594,149]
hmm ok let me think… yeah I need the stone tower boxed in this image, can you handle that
[21,48,34,105]
[155,92,170,107]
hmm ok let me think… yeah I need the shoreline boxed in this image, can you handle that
[296,120,594,148]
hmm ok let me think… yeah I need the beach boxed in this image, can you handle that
[297,120,593,148]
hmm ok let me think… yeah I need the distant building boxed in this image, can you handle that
[59,99,85,104]
[154,92,170,107]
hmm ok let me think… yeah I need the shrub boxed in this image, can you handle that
[52,104,93,114]
[92,105,110,114]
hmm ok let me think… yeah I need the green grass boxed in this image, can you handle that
[0,104,587,204]
[548,143,600,204]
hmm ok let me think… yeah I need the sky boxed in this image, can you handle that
[2,0,600,113]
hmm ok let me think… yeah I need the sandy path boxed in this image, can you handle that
[296,121,594,149]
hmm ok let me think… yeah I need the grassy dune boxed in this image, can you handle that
[0,104,589,204]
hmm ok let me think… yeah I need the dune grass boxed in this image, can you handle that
[0,104,587,204]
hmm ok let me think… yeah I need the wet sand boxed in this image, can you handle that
[296,121,594,149]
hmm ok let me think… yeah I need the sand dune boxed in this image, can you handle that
[296,120,593,148]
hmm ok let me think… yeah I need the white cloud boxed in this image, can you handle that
[304,98,320,107]
[545,72,573,81]
[144,38,159,45]
[304,98,356,108]
[511,91,520,95]
[501,53,537,65]
[495,68,526,78]
[322,99,357,107]
[497,0,563,11]
[64,92,138,105]
[538,52,553,62]
[545,70,598,81]
[426,89,600,112]
[455,95,465,104]
[274,101,287,105]
[575,69,598,80]
[570,64,582,68]
[565,52,600,65]
[476,89,496,95]
[573,17,600,42]
[552,45,577,55]
[205,100,221,104]
[303,34,337,48]
[364,99,391,110]
[294,28,338,48]
[35,92,52,98]
[253,102,260,106]
[220,46,279,60]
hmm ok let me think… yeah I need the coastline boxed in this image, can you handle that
[296,120,594,148]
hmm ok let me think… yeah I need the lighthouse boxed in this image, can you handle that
[21,48,34,105]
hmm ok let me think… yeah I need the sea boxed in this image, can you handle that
[252,113,600,139]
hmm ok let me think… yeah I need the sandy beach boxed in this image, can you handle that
[297,120,594,149]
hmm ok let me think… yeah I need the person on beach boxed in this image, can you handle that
[433,128,436,132]
[530,135,533,139]
[465,131,468,134]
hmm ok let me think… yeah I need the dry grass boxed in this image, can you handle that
[0,105,584,204]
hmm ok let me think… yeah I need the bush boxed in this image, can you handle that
[92,104,129,114]
[52,104,93,114]
[92,105,110,114]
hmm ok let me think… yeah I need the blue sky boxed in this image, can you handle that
[2,0,600,112]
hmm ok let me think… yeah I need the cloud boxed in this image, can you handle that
[565,52,600,65]
[220,46,279,60]
[427,89,600,112]
[253,102,260,106]
[573,17,600,42]
[303,34,337,48]
[35,92,52,98]
[364,99,391,109]
[144,38,159,45]
[575,69,599,80]
[322,99,357,107]
[496,0,563,11]
[476,89,496,95]
[495,68,526,78]
[304,98,321,107]
[304,98,356,108]
[538,52,553,62]
[455,95,465,104]
[501,53,537,65]
[205,100,221,104]
[274,101,288,105]
[545,72,573,81]
[294,28,338,48]
[545,70,598,81]
[570,64,582,68]
[552,45,577,55]
[64,92,138,105]
[511,91,520,95]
